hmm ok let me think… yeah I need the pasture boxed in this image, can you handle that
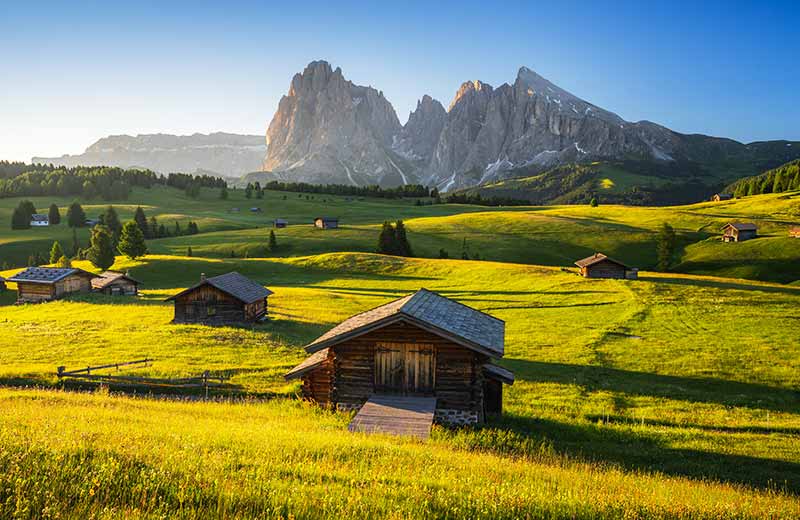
[1,252,799,518]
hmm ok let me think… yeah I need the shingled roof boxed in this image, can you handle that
[7,267,95,284]
[304,289,505,358]
[91,271,142,290]
[483,363,515,385]
[284,348,329,380]
[574,253,630,269]
[165,272,273,304]
[723,222,757,231]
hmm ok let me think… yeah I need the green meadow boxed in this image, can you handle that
[1,251,799,518]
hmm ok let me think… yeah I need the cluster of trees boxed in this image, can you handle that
[656,223,677,271]
[245,182,265,199]
[443,192,529,206]
[377,220,413,257]
[131,206,199,239]
[0,164,228,200]
[730,160,800,197]
[259,180,434,199]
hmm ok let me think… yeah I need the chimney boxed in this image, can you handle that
[200,273,206,281]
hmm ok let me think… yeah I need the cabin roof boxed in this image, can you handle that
[284,348,329,380]
[165,271,273,304]
[723,222,757,231]
[30,214,48,221]
[574,252,630,269]
[314,216,338,221]
[91,270,142,289]
[7,267,95,284]
[483,363,515,385]
[714,193,733,199]
[304,288,505,358]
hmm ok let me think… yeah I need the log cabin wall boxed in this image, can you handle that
[172,285,246,324]
[244,299,267,321]
[584,260,627,279]
[100,280,138,296]
[17,282,56,302]
[327,321,486,416]
[301,351,334,405]
[54,274,92,297]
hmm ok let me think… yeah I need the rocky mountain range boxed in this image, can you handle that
[33,132,266,178]
[258,60,800,192]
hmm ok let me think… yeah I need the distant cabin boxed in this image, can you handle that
[790,227,800,239]
[92,271,141,296]
[722,222,757,242]
[574,253,637,280]
[250,207,262,213]
[285,289,514,424]
[711,193,733,202]
[166,272,273,325]
[7,267,96,303]
[273,218,288,228]
[30,214,49,226]
[314,217,339,229]
[85,218,100,227]
[230,208,240,213]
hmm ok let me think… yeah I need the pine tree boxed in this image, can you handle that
[118,221,148,260]
[48,203,61,225]
[220,186,228,200]
[66,201,86,228]
[394,220,413,257]
[71,228,80,256]
[174,221,181,236]
[254,182,263,199]
[656,222,677,272]
[377,221,395,254]
[148,216,159,238]
[590,197,599,207]
[187,246,193,257]
[158,223,166,238]
[268,229,278,252]
[133,206,148,237]
[11,207,29,230]
[245,183,254,199]
[438,248,449,259]
[57,255,72,268]
[49,241,64,264]
[87,224,116,270]
[100,206,122,244]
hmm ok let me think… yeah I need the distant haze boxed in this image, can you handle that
[2,1,799,162]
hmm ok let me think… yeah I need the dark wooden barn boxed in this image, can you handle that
[790,227,800,239]
[722,222,757,242]
[0,276,5,292]
[314,217,339,229]
[574,253,635,279]
[7,267,96,303]
[285,289,514,425]
[166,272,273,325]
[273,218,288,228]
[92,271,141,296]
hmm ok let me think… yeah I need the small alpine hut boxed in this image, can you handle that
[92,271,141,296]
[314,216,339,229]
[574,253,636,279]
[285,289,514,425]
[722,222,757,242]
[790,227,800,238]
[30,214,49,226]
[273,218,288,228]
[166,272,273,325]
[7,267,96,303]
[711,193,733,202]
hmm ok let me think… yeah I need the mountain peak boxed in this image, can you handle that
[449,80,493,111]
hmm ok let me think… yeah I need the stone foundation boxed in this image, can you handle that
[434,409,479,426]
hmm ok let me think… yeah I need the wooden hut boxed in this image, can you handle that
[711,193,733,202]
[314,217,339,229]
[722,222,757,242]
[0,276,5,292]
[30,214,49,226]
[273,218,288,228]
[7,267,96,303]
[790,227,800,238]
[165,272,273,325]
[574,253,635,279]
[91,271,141,296]
[285,289,514,425]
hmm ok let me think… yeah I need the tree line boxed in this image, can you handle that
[0,164,227,200]
[259,180,435,199]
[729,160,800,198]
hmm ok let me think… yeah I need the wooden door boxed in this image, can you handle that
[375,343,434,395]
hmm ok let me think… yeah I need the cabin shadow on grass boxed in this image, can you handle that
[505,359,800,413]
[472,413,800,494]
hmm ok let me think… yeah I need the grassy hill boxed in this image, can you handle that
[0,252,799,517]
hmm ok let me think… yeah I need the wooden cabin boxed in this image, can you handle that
[574,253,636,279]
[91,271,141,296]
[790,227,800,238]
[0,276,5,292]
[273,218,288,228]
[165,272,273,325]
[285,289,514,425]
[711,193,733,202]
[314,217,339,229]
[722,222,757,242]
[7,267,96,303]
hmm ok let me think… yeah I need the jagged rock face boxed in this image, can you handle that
[263,60,411,186]
[425,67,688,190]
[392,95,446,164]
[33,133,265,177]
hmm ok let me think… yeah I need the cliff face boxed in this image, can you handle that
[33,132,265,177]
[263,60,413,186]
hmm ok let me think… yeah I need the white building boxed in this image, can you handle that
[30,214,49,227]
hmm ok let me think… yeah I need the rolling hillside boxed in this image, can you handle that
[0,252,799,517]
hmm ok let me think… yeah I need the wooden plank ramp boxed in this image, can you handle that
[348,395,436,440]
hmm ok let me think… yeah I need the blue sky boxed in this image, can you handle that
[1,0,798,162]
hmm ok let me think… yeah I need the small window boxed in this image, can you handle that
[207,305,216,316]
